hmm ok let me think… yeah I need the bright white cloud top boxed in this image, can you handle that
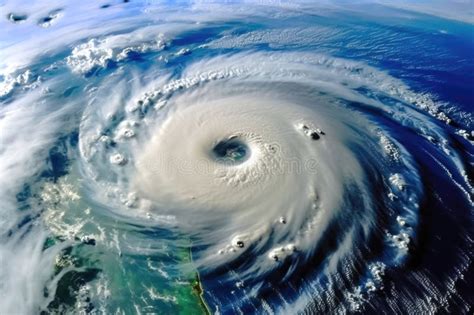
[0,1,473,314]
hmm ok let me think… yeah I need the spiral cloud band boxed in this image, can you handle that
[78,51,442,311]
[0,1,472,314]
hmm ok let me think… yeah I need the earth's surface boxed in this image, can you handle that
[0,1,473,314]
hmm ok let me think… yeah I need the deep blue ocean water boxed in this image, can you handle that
[0,1,473,314]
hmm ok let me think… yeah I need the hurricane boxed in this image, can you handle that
[1,1,473,314]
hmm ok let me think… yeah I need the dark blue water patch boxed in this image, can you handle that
[312,15,473,78]
[333,22,473,123]
[37,9,64,27]
[41,141,71,181]
[69,130,79,147]
[453,255,474,310]
[173,26,234,47]
[39,16,53,24]
[200,176,386,313]
[370,178,471,313]
[45,268,101,313]
[304,129,471,313]
[327,3,474,40]
[172,21,265,48]
[398,67,474,108]
[10,135,79,240]
[3,212,39,240]
[130,223,180,242]
[15,183,32,203]
[447,135,474,182]
[7,13,27,23]
[374,127,471,313]
[122,50,146,62]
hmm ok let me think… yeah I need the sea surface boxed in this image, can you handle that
[0,1,473,314]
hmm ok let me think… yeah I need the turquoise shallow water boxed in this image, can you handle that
[0,1,473,314]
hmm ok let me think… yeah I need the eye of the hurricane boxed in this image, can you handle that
[212,138,250,165]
